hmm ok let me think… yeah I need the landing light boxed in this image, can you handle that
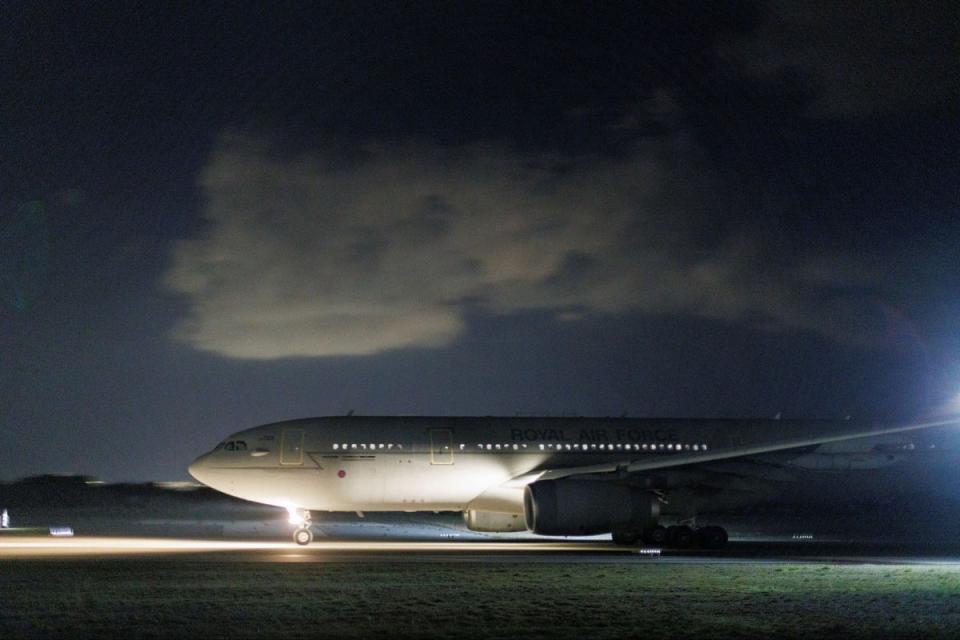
[285,505,306,526]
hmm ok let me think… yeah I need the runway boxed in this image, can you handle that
[3,535,960,565]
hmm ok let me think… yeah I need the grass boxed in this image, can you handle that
[1,561,959,639]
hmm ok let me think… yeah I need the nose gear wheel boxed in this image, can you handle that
[293,528,314,545]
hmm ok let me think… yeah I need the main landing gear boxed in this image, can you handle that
[612,524,728,549]
[289,508,314,546]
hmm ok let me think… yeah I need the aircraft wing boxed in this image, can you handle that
[533,415,960,482]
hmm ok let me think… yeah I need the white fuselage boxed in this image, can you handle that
[188,414,932,519]
[188,416,724,512]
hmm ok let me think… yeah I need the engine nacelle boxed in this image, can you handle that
[463,510,527,532]
[523,479,659,536]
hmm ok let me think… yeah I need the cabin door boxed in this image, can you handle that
[280,428,304,465]
[429,429,454,465]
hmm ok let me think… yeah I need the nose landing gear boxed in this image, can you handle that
[288,508,313,545]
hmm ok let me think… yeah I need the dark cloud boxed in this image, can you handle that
[722,1,960,117]
[163,127,897,359]
[1,201,52,312]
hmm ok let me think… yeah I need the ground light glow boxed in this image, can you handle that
[5,537,960,571]
[0,536,639,559]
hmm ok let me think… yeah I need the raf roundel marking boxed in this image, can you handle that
[337,469,346,478]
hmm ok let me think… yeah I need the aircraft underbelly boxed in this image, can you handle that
[316,453,537,511]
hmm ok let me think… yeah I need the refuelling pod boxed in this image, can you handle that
[524,479,659,536]
[463,510,527,532]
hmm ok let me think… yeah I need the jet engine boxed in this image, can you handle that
[463,510,526,532]
[523,479,659,536]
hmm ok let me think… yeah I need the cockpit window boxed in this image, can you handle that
[222,440,248,451]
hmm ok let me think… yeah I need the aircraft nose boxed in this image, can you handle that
[188,454,209,485]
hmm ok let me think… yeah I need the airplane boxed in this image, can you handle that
[188,414,959,547]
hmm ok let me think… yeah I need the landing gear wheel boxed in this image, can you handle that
[611,529,639,545]
[642,525,668,546]
[667,525,694,548]
[293,528,313,546]
[696,526,728,549]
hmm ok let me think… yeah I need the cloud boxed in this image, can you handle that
[163,131,887,359]
[721,1,960,117]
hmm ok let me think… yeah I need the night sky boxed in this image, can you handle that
[2,2,959,481]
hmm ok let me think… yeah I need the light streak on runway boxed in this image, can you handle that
[4,536,960,566]
[0,536,630,559]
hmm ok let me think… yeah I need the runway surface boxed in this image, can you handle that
[3,535,960,565]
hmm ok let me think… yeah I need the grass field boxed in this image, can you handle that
[1,560,959,639]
